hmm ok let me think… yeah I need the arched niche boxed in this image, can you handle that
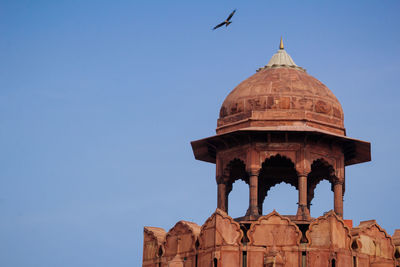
[164,221,201,260]
[258,154,299,215]
[307,159,340,211]
[262,182,298,215]
[143,227,166,262]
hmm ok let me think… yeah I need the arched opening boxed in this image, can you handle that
[157,245,163,257]
[307,159,336,217]
[225,159,249,217]
[262,182,298,215]
[195,239,199,267]
[228,179,248,218]
[310,180,333,217]
[395,247,400,259]
[258,154,298,215]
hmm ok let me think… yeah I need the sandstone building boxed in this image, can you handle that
[143,39,400,267]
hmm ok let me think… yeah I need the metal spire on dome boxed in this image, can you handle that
[279,36,284,50]
[257,37,306,72]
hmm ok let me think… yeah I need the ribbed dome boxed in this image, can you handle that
[217,46,345,136]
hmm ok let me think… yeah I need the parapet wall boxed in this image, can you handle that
[143,210,399,267]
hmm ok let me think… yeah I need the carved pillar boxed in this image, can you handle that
[225,183,231,212]
[246,169,260,216]
[216,157,228,213]
[333,180,344,217]
[296,174,310,220]
[246,147,260,217]
[217,181,227,212]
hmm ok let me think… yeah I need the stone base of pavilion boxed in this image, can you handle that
[143,209,400,267]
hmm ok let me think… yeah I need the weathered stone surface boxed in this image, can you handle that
[246,211,301,267]
[143,214,399,266]
[248,210,301,247]
[306,211,353,267]
[307,210,351,249]
[199,209,242,249]
[163,221,200,266]
[198,209,242,267]
[142,227,166,266]
[351,220,395,266]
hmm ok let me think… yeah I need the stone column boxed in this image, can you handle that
[296,174,310,220]
[247,170,260,217]
[217,178,227,212]
[333,180,344,218]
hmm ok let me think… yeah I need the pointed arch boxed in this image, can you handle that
[221,158,249,215]
[224,158,249,186]
[258,154,299,214]
[307,158,339,210]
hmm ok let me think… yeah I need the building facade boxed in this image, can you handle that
[143,40,400,267]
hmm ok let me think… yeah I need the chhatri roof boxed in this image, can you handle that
[218,39,344,136]
[257,37,305,72]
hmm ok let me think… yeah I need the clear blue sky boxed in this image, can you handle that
[1,1,399,266]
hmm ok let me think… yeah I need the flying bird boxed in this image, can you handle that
[213,9,236,30]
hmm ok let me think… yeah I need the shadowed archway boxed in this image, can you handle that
[307,159,340,214]
[224,158,249,214]
[258,155,299,215]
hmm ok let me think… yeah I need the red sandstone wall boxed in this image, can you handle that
[143,211,399,267]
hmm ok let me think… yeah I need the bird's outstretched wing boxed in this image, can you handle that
[226,9,236,21]
[213,22,226,30]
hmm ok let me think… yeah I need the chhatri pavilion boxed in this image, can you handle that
[142,39,400,267]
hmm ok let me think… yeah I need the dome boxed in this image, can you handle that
[217,41,345,136]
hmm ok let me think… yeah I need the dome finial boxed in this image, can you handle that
[279,36,284,50]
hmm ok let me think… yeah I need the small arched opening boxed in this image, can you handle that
[258,154,298,215]
[225,158,249,217]
[307,159,336,217]
[394,247,400,259]
[262,182,298,215]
